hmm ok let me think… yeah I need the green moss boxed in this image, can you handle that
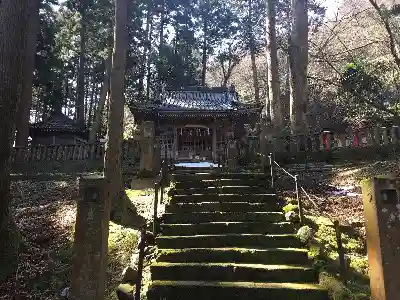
[283,203,299,214]
[306,217,370,299]
[106,222,139,299]
[349,257,369,276]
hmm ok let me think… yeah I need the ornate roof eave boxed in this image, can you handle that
[130,106,262,120]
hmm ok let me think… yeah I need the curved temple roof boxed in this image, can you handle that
[130,86,261,119]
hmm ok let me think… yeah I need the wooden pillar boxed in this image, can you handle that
[173,126,178,159]
[326,132,333,150]
[212,122,217,162]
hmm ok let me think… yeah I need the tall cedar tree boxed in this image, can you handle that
[0,0,33,280]
[289,0,308,133]
[15,0,40,147]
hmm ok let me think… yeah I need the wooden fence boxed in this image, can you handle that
[267,126,400,153]
[12,140,140,163]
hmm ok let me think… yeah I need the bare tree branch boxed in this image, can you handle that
[368,0,400,69]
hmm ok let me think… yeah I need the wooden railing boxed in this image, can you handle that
[12,140,140,163]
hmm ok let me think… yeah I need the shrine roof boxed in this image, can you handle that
[30,112,87,133]
[130,86,261,118]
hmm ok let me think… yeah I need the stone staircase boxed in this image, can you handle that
[147,169,328,300]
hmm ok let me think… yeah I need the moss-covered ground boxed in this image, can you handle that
[0,178,158,300]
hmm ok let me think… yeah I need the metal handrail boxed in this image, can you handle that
[268,153,347,285]
[268,153,304,223]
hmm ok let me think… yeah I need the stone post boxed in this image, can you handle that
[361,177,400,300]
[227,140,237,170]
[374,127,381,146]
[366,128,375,146]
[337,134,346,148]
[391,126,398,144]
[290,135,298,153]
[140,121,155,173]
[382,127,389,145]
[69,175,109,300]
[319,133,325,151]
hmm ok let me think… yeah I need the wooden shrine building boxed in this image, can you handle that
[130,86,261,162]
[29,112,88,146]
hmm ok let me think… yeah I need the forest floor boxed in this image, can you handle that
[0,177,160,300]
[1,159,399,300]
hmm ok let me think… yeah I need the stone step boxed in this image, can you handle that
[151,263,318,283]
[172,173,270,182]
[161,222,293,235]
[174,178,270,189]
[170,186,273,195]
[162,212,284,224]
[156,234,302,249]
[166,202,280,213]
[147,281,329,300]
[170,194,278,204]
[157,248,310,265]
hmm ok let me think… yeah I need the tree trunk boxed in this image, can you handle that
[368,0,400,69]
[157,0,165,89]
[89,49,112,143]
[76,1,87,127]
[266,0,281,127]
[248,0,260,104]
[15,0,40,147]
[145,18,153,101]
[139,1,153,97]
[289,0,308,134]
[201,2,208,86]
[0,0,31,281]
[87,70,97,129]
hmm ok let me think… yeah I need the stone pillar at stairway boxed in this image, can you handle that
[361,177,400,300]
[69,175,108,300]
[140,121,155,174]
[227,140,237,170]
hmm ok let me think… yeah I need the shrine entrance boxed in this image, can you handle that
[177,125,213,160]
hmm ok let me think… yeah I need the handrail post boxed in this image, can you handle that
[334,220,347,286]
[134,227,146,300]
[268,153,274,188]
[153,183,159,235]
[295,175,303,224]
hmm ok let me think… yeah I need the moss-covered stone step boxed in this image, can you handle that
[172,173,270,182]
[160,221,292,235]
[170,186,273,195]
[174,178,270,189]
[161,222,292,235]
[157,248,309,264]
[166,202,280,213]
[147,280,329,300]
[151,262,317,283]
[162,212,284,224]
[170,194,278,204]
[156,234,302,249]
